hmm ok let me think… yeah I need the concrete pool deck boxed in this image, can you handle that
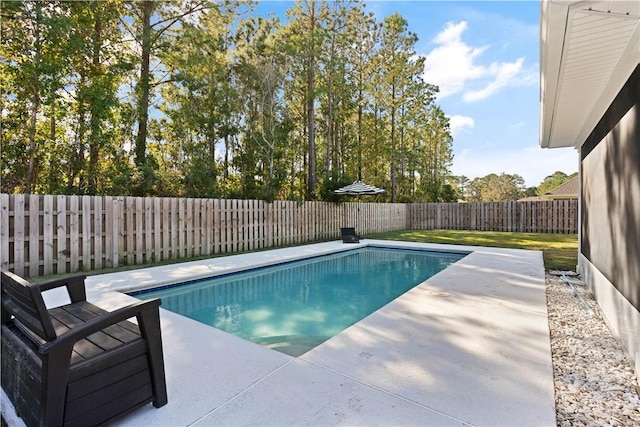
[2,240,556,426]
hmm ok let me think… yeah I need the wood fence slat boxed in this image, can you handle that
[57,195,68,274]
[69,196,80,272]
[232,199,239,252]
[145,197,153,262]
[14,195,25,277]
[274,201,279,247]
[266,201,273,247]
[81,196,91,271]
[135,197,144,264]
[223,199,230,253]
[154,198,161,262]
[205,199,213,255]
[94,196,103,270]
[105,197,112,267]
[125,197,134,265]
[161,198,170,261]
[186,198,193,258]
[248,199,254,251]
[28,195,39,276]
[43,195,54,275]
[0,194,9,271]
[214,199,221,254]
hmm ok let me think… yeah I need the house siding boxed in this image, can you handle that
[579,64,640,373]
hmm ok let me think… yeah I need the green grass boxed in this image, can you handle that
[367,229,578,271]
[29,230,577,282]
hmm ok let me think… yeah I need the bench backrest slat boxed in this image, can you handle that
[1,271,57,341]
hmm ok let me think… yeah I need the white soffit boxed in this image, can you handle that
[540,0,640,149]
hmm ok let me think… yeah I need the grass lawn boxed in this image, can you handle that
[30,229,577,282]
[368,229,578,272]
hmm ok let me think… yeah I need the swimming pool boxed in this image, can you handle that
[131,246,467,356]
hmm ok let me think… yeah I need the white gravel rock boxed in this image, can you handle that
[546,274,640,426]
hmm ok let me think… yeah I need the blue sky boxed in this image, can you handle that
[254,0,579,187]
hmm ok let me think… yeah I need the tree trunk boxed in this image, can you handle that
[88,18,102,195]
[306,2,316,200]
[390,81,396,203]
[26,90,40,195]
[135,0,152,169]
[25,4,42,195]
[357,87,363,180]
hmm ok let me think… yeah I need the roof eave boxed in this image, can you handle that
[539,0,640,150]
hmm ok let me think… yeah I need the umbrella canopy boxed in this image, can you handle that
[333,180,385,196]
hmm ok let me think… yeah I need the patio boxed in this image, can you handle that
[2,240,556,426]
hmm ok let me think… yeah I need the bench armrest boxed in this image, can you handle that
[39,298,161,355]
[35,275,87,303]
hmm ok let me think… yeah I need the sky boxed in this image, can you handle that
[254,0,579,188]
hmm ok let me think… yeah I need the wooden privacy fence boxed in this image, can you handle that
[0,194,405,277]
[0,194,577,278]
[408,200,578,233]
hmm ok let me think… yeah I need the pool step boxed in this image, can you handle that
[256,335,330,357]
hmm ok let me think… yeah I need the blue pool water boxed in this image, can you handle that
[131,247,467,356]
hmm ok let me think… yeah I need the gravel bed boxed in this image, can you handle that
[546,273,640,426]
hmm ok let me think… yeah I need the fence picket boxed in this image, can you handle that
[81,196,91,271]
[0,194,9,271]
[57,195,68,274]
[69,196,80,272]
[94,196,102,270]
[213,199,221,254]
[43,196,54,275]
[145,197,153,262]
[14,195,25,277]
[28,195,39,276]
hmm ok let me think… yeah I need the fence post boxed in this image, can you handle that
[1,194,9,272]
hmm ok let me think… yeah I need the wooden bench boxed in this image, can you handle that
[1,271,168,427]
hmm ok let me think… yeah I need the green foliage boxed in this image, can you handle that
[536,171,577,196]
[467,173,526,202]
[317,171,353,202]
[1,0,456,202]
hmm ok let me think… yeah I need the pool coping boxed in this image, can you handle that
[1,240,556,426]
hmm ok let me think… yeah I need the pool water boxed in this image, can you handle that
[132,247,466,356]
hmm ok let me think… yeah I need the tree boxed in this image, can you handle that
[1,1,73,193]
[347,6,377,181]
[418,104,452,202]
[536,171,577,196]
[453,175,470,200]
[123,0,211,196]
[377,13,421,202]
[468,173,526,202]
[235,15,291,200]
[64,1,132,195]
[158,1,247,198]
[1,0,460,203]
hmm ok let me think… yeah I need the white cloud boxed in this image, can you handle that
[423,21,536,102]
[448,115,475,136]
[463,58,534,102]
[451,146,579,187]
[423,21,487,98]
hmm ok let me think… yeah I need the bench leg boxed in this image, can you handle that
[138,309,168,407]
[42,344,73,427]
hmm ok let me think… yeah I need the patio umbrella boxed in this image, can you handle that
[333,180,386,227]
[333,180,386,196]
